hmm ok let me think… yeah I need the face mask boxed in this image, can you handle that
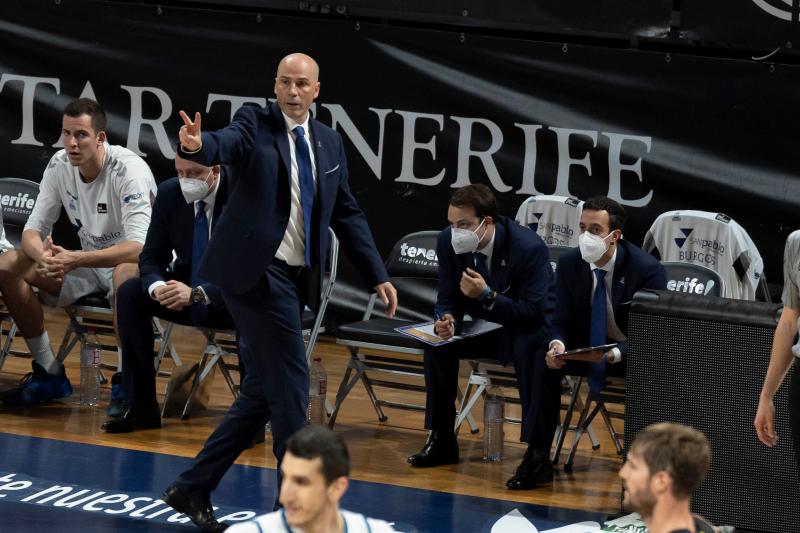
[179,169,213,204]
[578,231,613,264]
[451,218,486,255]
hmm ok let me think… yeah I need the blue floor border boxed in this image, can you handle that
[0,432,608,532]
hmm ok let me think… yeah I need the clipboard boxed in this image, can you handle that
[555,343,618,359]
[395,319,502,346]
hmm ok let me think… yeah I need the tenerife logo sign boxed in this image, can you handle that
[397,242,438,268]
[752,0,796,21]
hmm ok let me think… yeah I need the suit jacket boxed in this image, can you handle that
[181,102,388,295]
[435,216,552,360]
[138,173,229,314]
[550,238,667,357]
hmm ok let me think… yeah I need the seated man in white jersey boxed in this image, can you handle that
[0,98,156,406]
[228,426,396,533]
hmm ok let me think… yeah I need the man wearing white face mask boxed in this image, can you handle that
[545,196,665,416]
[408,185,557,491]
[102,154,235,433]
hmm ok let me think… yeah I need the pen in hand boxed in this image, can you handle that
[433,311,455,340]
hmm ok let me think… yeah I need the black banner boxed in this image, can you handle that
[682,0,800,56]
[1,0,798,322]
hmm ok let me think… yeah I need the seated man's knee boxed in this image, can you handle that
[112,262,139,290]
[0,250,34,284]
[116,277,144,307]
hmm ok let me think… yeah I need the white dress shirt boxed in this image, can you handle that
[275,112,317,266]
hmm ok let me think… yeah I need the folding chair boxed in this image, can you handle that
[0,178,40,370]
[179,229,340,419]
[643,210,769,301]
[56,294,178,382]
[515,194,583,247]
[328,230,478,432]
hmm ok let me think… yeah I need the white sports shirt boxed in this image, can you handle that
[25,143,156,250]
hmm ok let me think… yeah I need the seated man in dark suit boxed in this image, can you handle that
[408,184,557,490]
[102,154,234,433]
[545,196,667,440]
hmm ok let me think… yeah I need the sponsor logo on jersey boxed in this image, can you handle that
[97,203,108,214]
[123,192,143,204]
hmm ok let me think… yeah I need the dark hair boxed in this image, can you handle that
[449,184,498,220]
[286,426,350,484]
[63,98,107,134]
[630,422,711,500]
[583,196,626,232]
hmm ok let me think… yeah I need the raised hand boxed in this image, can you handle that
[178,110,203,152]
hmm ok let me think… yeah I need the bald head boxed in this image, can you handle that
[278,53,320,82]
[274,53,321,123]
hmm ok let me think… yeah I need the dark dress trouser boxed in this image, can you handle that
[174,260,308,499]
[424,328,561,452]
[116,278,235,413]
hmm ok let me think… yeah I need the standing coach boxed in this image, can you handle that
[162,53,397,532]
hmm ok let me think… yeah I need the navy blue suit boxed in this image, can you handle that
[116,175,233,413]
[550,239,667,360]
[425,216,555,446]
[176,103,388,498]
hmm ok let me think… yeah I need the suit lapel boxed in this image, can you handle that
[489,219,509,289]
[611,241,627,310]
[210,173,227,233]
[309,119,333,199]
[270,104,292,188]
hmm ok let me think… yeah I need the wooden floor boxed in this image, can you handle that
[0,308,624,516]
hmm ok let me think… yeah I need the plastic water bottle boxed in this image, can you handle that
[483,383,505,462]
[308,357,327,425]
[80,336,101,407]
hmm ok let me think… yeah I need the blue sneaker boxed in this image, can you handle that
[0,361,72,405]
[107,372,129,418]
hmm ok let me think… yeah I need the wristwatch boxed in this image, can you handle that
[191,286,206,304]
[482,290,497,309]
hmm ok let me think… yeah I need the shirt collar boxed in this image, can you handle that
[282,111,311,139]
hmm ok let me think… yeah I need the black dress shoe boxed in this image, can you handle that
[162,483,227,532]
[102,406,161,434]
[407,430,459,467]
[506,450,554,490]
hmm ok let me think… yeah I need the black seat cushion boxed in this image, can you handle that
[301,309,316,330]
[336,318,429,350]
[72,292,111,308]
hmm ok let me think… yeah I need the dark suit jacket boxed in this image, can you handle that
[435,216,552,361]
[550,238,667,357]
[138,173,229,315]
[181,102,388,295]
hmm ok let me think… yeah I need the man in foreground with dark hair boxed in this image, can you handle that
[228,426,396,532]
[407,184,556,491]
[0,97,156,407]
[620,422,717,533]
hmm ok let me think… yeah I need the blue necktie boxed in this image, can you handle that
[191,200,209,288]
[474,252,490,282]
[190,200,209,325]
[589,269,607,394]
[294,126,315,267]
